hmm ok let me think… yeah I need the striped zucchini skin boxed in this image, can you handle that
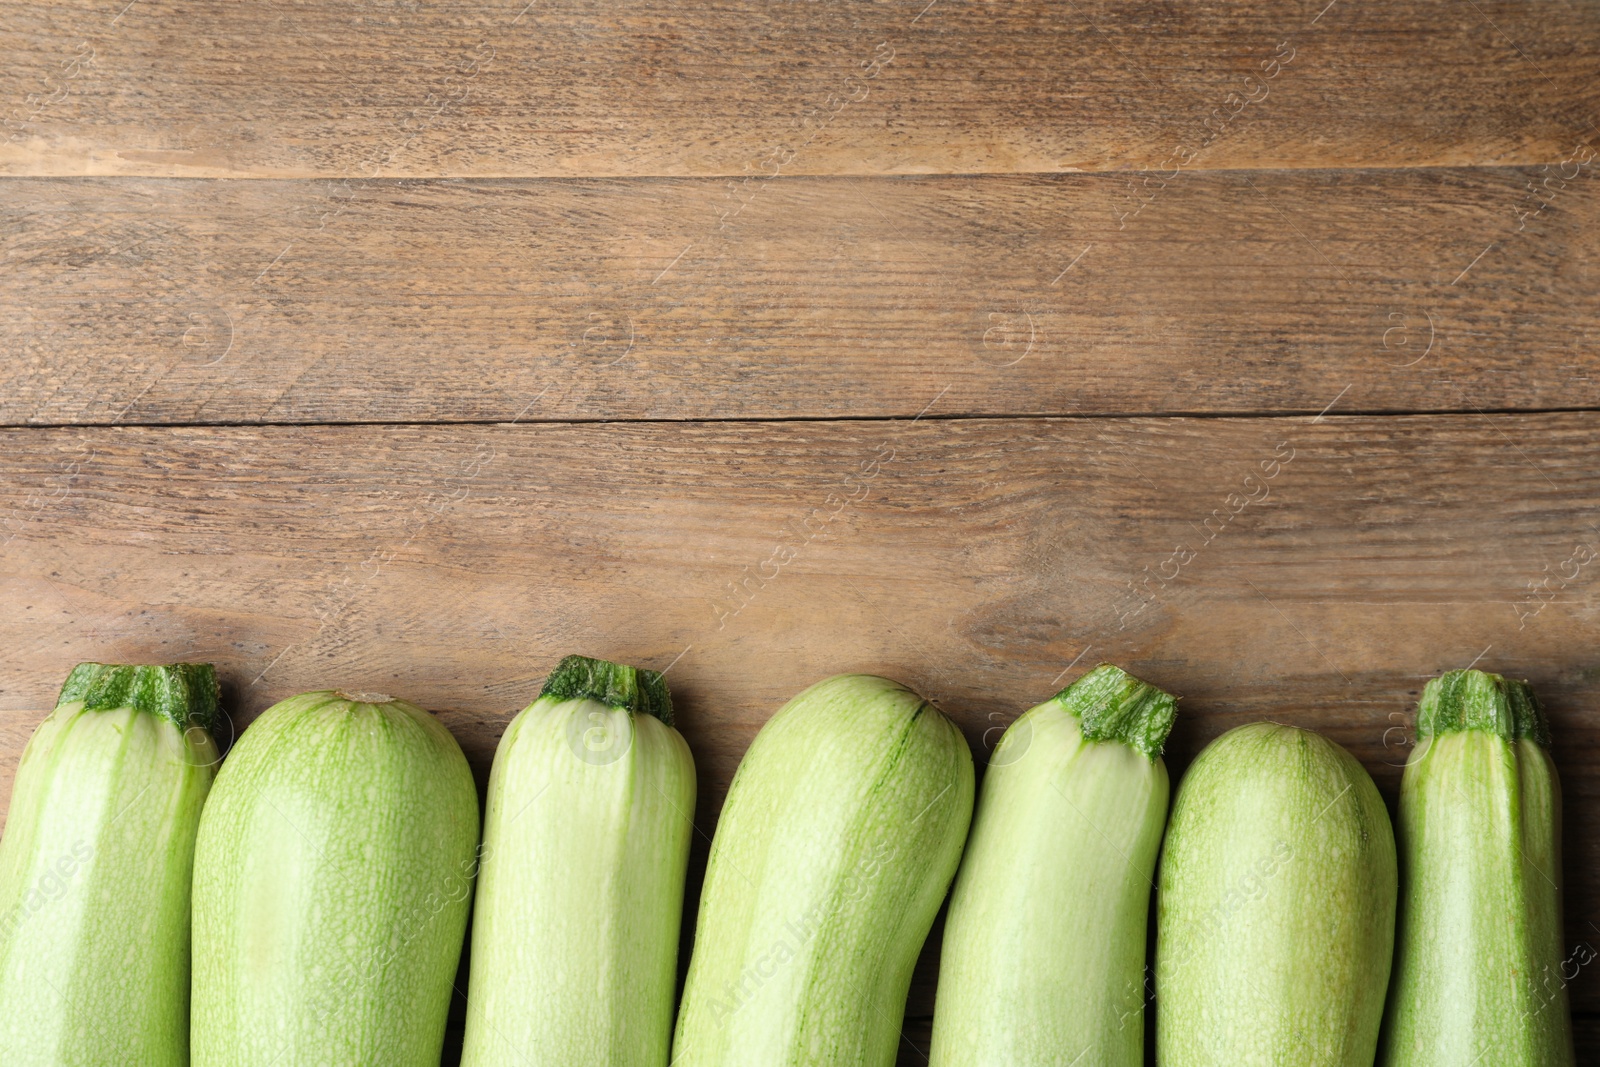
[461,656,696,1067]
[0,662,220,1066]
[191,690,480,1067]
[929,665,1176,1067]
[672,674,974,1067]
[1378,671,1575,1066]
[1156,722,1396,1067]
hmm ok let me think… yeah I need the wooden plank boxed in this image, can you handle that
[2,0,1595,178]
[4,166,1596,425]
[1,413,1599,1030]
[1576,1015,1600,1058]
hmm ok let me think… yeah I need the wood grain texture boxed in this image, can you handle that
[5,166,1597,425]
[1,414,1599,1028]
[2,0,1596,178]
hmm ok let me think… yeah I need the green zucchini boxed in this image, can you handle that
[1156,722,1396,1066]
[672,674,974,1067]
[0,662,219,1066]
[461,655,696,1067]
[190,689,480,1067]
[929,664,1176,1067]
[1378,670,1575,1065]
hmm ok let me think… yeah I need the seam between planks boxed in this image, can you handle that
[3,407,1599,432]
[0,158,1593,186]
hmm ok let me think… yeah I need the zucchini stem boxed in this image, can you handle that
[1053,663,1177,761]
[56,661,220,732]
[1417,669,1525,742]
[1505,679,1552,746]
[540,654,674,726]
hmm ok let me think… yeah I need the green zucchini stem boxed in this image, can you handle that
[56,661,220,733]
[1505,679,1552,746]
[540,654,674,726]
[1415,668,1510,740]
[1052,663,1177,760]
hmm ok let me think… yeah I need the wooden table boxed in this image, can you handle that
[4,0,1598,1060]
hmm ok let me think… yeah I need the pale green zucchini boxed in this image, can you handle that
[190,689,479,1067]
[1378,670,1575,1066]
[929,664,1176,1067]
[672,674,974,1067]
[461,655,696,1067]
[1156,721,1396,1066]
[0,661,220,1066]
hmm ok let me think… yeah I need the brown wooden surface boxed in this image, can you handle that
[1,416,1599,1035]
[3,0,1597,178]
[4,165,1598,424]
